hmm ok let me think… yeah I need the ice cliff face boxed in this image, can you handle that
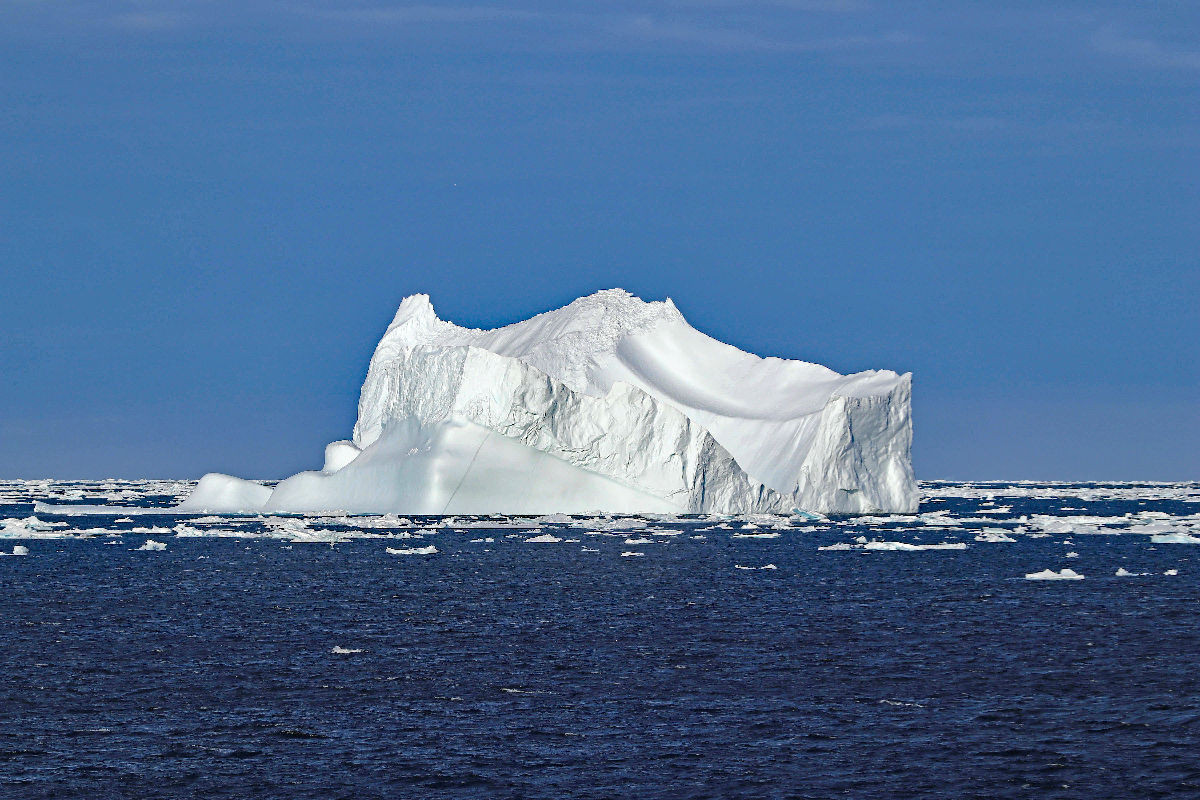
[183,289,918,514]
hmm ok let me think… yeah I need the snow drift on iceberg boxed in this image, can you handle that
[182,289,918,515]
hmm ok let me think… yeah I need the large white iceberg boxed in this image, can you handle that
[182,290,917,515]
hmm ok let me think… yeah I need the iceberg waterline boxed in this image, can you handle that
[182,290,919,515]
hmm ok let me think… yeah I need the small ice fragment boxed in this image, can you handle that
[386,545,437,555]
[975,530,1015,543]
[1150,533,1200,544]
[1064,551,1079,558]
[136,540,167,551]
[11,545,29,556]
[1114,567,1146,577]
[1025,568,1084,581]
[624,537,653,545]
[1164,569,1178,576]
[525,533,563,543]
[734,564,777,570]
[331,646,363,654]
[620,551,644,557]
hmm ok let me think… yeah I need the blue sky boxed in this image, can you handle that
[1,1,1196,480]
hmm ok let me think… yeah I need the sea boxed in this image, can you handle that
[1,480,1198,799]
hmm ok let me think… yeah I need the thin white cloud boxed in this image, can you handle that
[861,113,1010,134]
[288,4,543,25]
[1092,27,1200,71]
[616,14,789,50]
[668,0,870,11]
[110,10,193,31]
[613,14,912,52]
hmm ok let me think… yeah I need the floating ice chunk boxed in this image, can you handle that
[1150,532,1200,544]
[735,564,777,570]
[525,533,563,543]
[20,517,66,531]
[386,545,437,555]
[975,530,1016,542]
[620,551,645,557]
[1025,568,1084,581]
[863,540,967,551]
[623,537,653,545]
[732,531,781,539]
[1064,551,1079,558]
[135,540,167,551]
[1114,567,1149,577]
[0,516,71,539]
[1164,569,1178,576]
[7,545,29,556]
[818,542,856,551]
[581,547,600,552]
[331,646,363,654]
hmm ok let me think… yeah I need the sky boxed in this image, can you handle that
[1,1,1196,481]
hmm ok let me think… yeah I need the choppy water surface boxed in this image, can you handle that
[2,480,1198,799]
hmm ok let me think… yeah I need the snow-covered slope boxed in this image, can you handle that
[181,290,917,514]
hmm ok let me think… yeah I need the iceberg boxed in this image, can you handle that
[179,289,918,515]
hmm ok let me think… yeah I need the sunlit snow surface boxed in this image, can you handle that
[2,479,1199,798]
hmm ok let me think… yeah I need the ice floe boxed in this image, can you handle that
[386,545,438,555]
[863,541,967,551]
[1149,532,1200,544]
[1025,568,1084,581]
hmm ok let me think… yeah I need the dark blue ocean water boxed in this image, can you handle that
[1,481,1198,799]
